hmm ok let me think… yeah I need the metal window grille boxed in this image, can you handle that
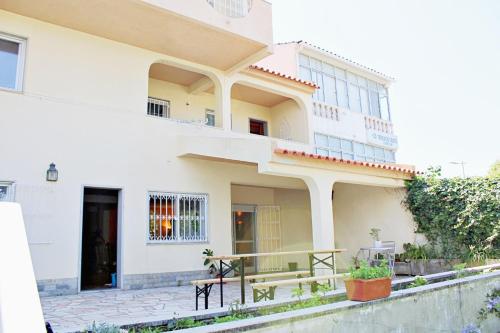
[148,192,207,242]
[207,0,252,18]
[147,97,170,118]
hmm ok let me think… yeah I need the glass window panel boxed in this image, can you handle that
[370,90,381,117]
[342,152,354,160]
[360,88,370,115]
[341,139,353,153]
[358,76,368,87]
[385,150,396,162]
[323,75,337,105]
[368,80,378,90]
[310,58,322,70]
[336,79,349,108]
[335,67,347,79]
[328,136,341,150]
[380,95,390,120]
[299,66,311,81]
[378,83,387,95]
[365,145,374,158]
[316,148,329,156]
[329,150,342,158]
[312,71,324,102]
[323,63,335,75]
[354,142,365,155]
[348,83,361,112]
[315,133,328,147]
[347,72,358,83]
[374,147,385,160]
[298,54,309,67]
[0,38,20,89]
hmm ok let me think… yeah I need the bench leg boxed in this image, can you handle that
[253,287,277,302]
[195,283,214,311]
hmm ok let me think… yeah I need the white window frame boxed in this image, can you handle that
[147,191,208,243]
[0,181,15,202]
[147,97,170,118]
[0,32,26,92]
[314,133,396,164]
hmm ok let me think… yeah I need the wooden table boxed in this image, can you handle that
[205,249,346,306]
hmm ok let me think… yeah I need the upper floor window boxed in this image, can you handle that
[0,33,26,91]
[207,0,252,18]
[249,119,268,136]
[147,97,170,118]
[205,109,215,126]
[0,182,15,202]
[314,133,396,163]
[148,192,208,242]
[299,54,391,121]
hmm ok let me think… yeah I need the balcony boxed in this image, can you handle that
[0,0,273,71]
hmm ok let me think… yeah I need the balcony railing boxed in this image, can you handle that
[364,115,394,134]
[312,101,339,121]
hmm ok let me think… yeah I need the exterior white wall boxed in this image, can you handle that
[0,9,417,293]
[333,183,417,270]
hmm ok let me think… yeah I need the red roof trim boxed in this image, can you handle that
[274,148,422,175]
[249,65,319,89]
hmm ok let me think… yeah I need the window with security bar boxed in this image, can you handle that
[147,97,170,118]
[148,192,208,242]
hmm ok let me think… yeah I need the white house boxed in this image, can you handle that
[0,0,418,296]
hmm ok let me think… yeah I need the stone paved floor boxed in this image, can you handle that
[42,280,347,333]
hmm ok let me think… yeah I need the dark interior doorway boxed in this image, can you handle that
[81,188,119,291]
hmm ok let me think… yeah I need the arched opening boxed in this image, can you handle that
[147,62,220,127]
[230,82,309,143]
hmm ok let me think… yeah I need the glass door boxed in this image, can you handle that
[232,204,257,273]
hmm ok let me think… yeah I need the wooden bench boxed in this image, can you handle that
[191,270,310,310]
[251,273,349,302]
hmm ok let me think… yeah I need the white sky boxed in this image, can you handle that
[269,0,500,177]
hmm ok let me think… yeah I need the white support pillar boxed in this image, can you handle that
[304,176,336,251]
[216,78,232,131]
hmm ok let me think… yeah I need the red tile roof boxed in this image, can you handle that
[274,148,421,175]
[249,65,319,89]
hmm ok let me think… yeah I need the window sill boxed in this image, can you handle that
[0,86,23,94]
[146,240,209,245]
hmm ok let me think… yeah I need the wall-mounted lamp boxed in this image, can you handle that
[46,163,58,182]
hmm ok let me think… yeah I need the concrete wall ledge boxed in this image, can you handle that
[179,270,500,333]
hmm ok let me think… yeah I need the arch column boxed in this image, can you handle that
[216,77,232,131]
[303,175,336,251]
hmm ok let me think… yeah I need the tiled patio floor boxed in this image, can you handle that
[42,279,347,333]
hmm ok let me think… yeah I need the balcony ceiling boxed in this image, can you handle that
[232,84,289,107]
[149,63,206,86]
[0,0,269,70]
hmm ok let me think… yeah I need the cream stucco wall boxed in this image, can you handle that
[333,183,417,270]
[0,9,417,292]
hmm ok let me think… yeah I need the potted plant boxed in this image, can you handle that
[369,228,382,248]
[203,248,219,277]
[345,260,392,301]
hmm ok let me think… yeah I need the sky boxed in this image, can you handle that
[269,0,500,177]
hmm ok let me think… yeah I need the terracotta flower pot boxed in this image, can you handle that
[345,277,391,301]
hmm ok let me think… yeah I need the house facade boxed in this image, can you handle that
[0,0,417,296]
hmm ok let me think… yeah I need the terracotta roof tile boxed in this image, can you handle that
[274,148,422,175]
[248,65,319,89]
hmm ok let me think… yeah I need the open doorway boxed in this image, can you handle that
[81,188,119,291]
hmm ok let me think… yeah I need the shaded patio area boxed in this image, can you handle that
[41,280,347,333]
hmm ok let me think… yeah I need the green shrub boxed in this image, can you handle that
[349,260,391,280]
[85,322,121,333]
[407,276,428,288]
[404,167,500,261]
[400,243,437,260]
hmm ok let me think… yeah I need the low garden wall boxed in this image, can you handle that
[186,270,500,333]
